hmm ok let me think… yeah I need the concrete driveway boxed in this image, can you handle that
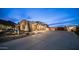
[0,31,79,50]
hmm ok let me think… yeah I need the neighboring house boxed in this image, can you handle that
[76,26,79,31]
[66,26,76,32]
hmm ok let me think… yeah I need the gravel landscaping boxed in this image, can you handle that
[0,32,35,43]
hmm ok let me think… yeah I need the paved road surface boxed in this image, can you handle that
[0,31,79,50]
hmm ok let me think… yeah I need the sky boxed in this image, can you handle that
[0,8,79,27]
